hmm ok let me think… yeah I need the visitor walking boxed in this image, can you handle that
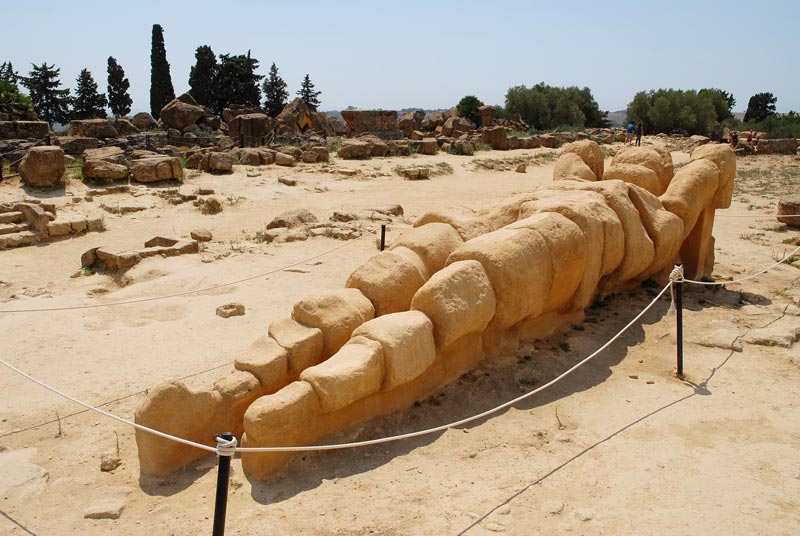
[625,122,634,145]
[635,122,643,146]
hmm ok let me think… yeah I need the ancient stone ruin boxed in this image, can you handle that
[134,140,736,479]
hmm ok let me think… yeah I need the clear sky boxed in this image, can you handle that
[3,0,798,114]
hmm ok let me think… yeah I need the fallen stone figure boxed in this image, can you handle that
[135,141,736,479]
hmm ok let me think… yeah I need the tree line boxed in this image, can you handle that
[0,23,323,126]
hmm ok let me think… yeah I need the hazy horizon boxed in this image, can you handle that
[4,0,798,116]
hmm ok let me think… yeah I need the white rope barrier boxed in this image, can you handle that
[683,244,800,286]
[0,226,378,314]
[0,282,671,455]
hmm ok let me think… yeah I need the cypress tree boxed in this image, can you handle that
[21,62,72,125]
[106,56,132,117]
[0,61,19,84]
[72,68,108,120]
[297,74,321,111]
[262,62,288,117]
[188,45,218,107]
[149,24,175,119]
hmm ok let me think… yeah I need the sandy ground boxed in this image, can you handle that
[0,142,799,535]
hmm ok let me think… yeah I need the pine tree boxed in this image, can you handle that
[150,24,175,119]
[0,61,18,84]
[72,68,108,120]
[212,51,263,115]
[297,74,321,111]
[262,62,288,117]
[189,45,218,108]
[21,62,72,125]
[106,56,132,117]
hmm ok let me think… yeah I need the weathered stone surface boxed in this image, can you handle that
[160,94,204,130]
[57,136,98,155]
[208,152,233,172]
[346,250,427,316]
[611,147,672,194]
[603,163,661,196]
[755,138,798,155]
[341,110,398,133]
[338,139,371,159]
[0,448,49,498]
[448,227,553,330]
[190,228,213,241]
[274,152,295,166]
[217,302,245,318]
[269,318,325,373]
[84,146,126,165]
[688,143,736,209]
[83,159,129,181]
[507,212,587,313]
[562,139,604,182]
[276,98,320,133]
[353,310,436,390]
[398,109,425,137]
[418,138,438,155]
[400,166,430,180]
[300,337,383,412]
[777,195,800,227]
[83,486,129,519]
[553,152,597,182]
[478,105,497,128]
[410,260,496,349]
[229,113,273,140]
[442,116,475,137]
[204,196,222,214]
[292,288,375,357]
[0,120,49,139]
[131,112,157,130]
[114,117,140,135]
[135,380,222,475]
[19,146,65,186]
[267,209,318,229]
[390,222,464,276]
[234,336,289,392]
[130,156,183,182]
[71,119,118,138]
[482,126,508,150]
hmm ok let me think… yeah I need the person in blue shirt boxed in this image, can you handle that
[626,122,634,145]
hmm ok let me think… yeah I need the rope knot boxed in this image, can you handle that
[215,434,238,457]
[669,264,684,283]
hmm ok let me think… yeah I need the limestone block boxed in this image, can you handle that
[603,163,662,196]
[19,146,65,187]
[549,180,655,284]
[390,222,464,275]
[213,370,264,437]
[291,288,375,357]
[234,336,289,392]
[388,246,430,280]
[688,143,736,209]
[507,212,587,313]
[477,193,539,232]
[648,145,675,184]
[659,159,719,239]
[519,190,622,309]
[242,381,321,478]
[268,318,324,373]
[626,185,684,277]
[413,206,493,241]
[411,260,496,349]
[299,337,384,412]
[553,152,597,182]
[47,220,71,237]
[352,311,436,390]
[345,250,427,316]
[447,227,553,330]
[562,139,604,181]
[134,379,222,476]
[611,147,672,194]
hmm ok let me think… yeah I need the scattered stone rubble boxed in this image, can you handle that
[81,235,199,272]
[0,200,103,249]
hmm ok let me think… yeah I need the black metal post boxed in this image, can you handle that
[675,262,684,378]
[239,134,245,149]
[46,135,51,146]
[0,159,4,182]
[212,432,234,536]
[380,224,386,251]
[146,135,151,151]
